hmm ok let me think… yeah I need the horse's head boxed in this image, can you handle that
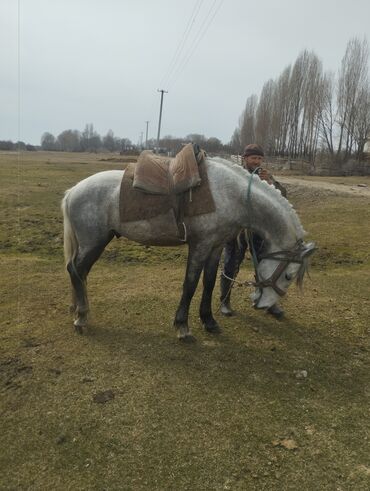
[251,241,316,309]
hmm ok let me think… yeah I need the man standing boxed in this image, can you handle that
[220,144,287,319]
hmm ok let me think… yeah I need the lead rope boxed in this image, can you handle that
[218,167,262,311]
[246,167,262,274]
[245,167,264,304]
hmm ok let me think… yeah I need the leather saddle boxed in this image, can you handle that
[133,143,205,195]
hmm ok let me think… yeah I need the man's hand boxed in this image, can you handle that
[258,168,272,183]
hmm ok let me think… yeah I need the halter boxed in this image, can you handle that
[254,240,306,297]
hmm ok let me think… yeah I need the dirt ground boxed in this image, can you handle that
[278,175,370,197]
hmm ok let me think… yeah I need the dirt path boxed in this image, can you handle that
[277,176,370,197]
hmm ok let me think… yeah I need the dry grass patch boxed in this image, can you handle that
[1,151,370,489]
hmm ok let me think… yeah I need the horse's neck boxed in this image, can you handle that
[241,176,304,250]
[206,158,304,250]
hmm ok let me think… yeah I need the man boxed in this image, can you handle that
[220,143,287,319]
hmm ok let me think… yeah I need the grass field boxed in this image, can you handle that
[1,151,370,490]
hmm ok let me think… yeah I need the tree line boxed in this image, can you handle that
[150,134,231,155]
[0,124,231,155]
[40,124,134,153]
[231,37,370,164]
[39,126,231,155]
[0,132,231,156]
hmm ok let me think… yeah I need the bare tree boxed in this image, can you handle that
[239,94,257,148]
[255,80,275,152]
[205,137,223,153]
[318,72,336,156]
[231,36,370,168]
[299,52,323,159]
[41,132,56,151]
[272,65,291,155]
[230,128,241,153]
[57,130,81,152]
[286,50,309,157]
[103,129,116,152]
[352,82,370,160]
[81,123,100,152]
[336,37,369,159]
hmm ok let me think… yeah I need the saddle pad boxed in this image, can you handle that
[119,162,216,224]
[119,163,175,223]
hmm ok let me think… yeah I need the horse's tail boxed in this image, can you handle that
[61,189,78,266]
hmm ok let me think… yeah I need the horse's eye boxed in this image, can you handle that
[285,273,292,281]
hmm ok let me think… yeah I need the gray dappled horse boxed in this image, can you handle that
[62,157,315,341]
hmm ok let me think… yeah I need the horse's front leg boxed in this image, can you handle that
[174,244,209,342]
[199,246,223,333]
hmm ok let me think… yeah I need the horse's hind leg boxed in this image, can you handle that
[173,246,204,342]
[199,247,223,333]
[174,243,210,342]
[67,233,114,332]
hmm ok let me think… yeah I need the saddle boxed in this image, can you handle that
[119,144,215,233]
[133,143,203,195]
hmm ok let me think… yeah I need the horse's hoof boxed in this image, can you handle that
[74,318,87,334]
[178,334,197,343]
[204,322,221,334]
[266,304,285,320]
[74,324,84,335]
[220,303,235,317]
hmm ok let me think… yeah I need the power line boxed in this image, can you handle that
[146,0,224,143]
[160,0,204,88]
[168,0,224,89]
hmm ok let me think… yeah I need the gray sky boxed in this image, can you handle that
[1,0,370,145]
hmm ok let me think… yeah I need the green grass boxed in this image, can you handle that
[1,151,370,490]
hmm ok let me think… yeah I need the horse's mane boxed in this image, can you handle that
[207,157,306,239]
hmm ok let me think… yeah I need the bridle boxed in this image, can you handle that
[253,240,307,298]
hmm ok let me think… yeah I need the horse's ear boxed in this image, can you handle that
[302,242,316,258]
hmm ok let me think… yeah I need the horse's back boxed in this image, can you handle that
[65,170,124,234]
[69,170,123,192]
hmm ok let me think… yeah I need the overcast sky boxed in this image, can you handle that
[1,0,370,145]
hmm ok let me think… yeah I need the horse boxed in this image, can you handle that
[61,156,315,341]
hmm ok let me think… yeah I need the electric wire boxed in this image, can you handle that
[148,0,224,143]
[159,0,204,89]
[165,0,218,88]
[147,0,204,142]
[167,0,224,89]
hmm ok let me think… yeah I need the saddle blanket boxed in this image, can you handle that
[119,160,215,224]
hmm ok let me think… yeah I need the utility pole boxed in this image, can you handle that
[156,89,168,152]
[145,120,149,149]
[139,132,143,149]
